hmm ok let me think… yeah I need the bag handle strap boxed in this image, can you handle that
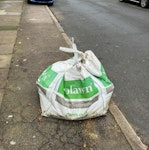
[59,47,82,54]
[59,37,83,62]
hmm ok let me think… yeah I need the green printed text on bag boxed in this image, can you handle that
[58,77,99,99]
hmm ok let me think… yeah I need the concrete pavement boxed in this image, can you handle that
[0,0,23,110]
[0,0,147,149]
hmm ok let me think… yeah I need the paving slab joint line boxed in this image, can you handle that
[0,90,4,110]
[46,5,148,150]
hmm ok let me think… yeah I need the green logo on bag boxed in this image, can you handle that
[38,65,58,88]
[96,65,113,87]
[64,85,93,95]
[58,77,99,99]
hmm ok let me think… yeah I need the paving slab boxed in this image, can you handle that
[0,15,20,27]
[0,31,17,44]
[0,1,23,12]
[0,54,12,68]
[0,44,14,54]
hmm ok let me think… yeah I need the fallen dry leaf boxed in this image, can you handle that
[37,116,42,122]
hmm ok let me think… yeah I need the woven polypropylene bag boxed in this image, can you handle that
[37,39,114,120]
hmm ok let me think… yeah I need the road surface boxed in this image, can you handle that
[51,0,149,145]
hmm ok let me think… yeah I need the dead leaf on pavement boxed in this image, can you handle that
[37,116,43,122]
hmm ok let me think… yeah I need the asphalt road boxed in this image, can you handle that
[51,0,149,145]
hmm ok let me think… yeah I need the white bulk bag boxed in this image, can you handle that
[36,39,114,120]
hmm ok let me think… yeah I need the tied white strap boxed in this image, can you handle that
[59,37,83,63]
